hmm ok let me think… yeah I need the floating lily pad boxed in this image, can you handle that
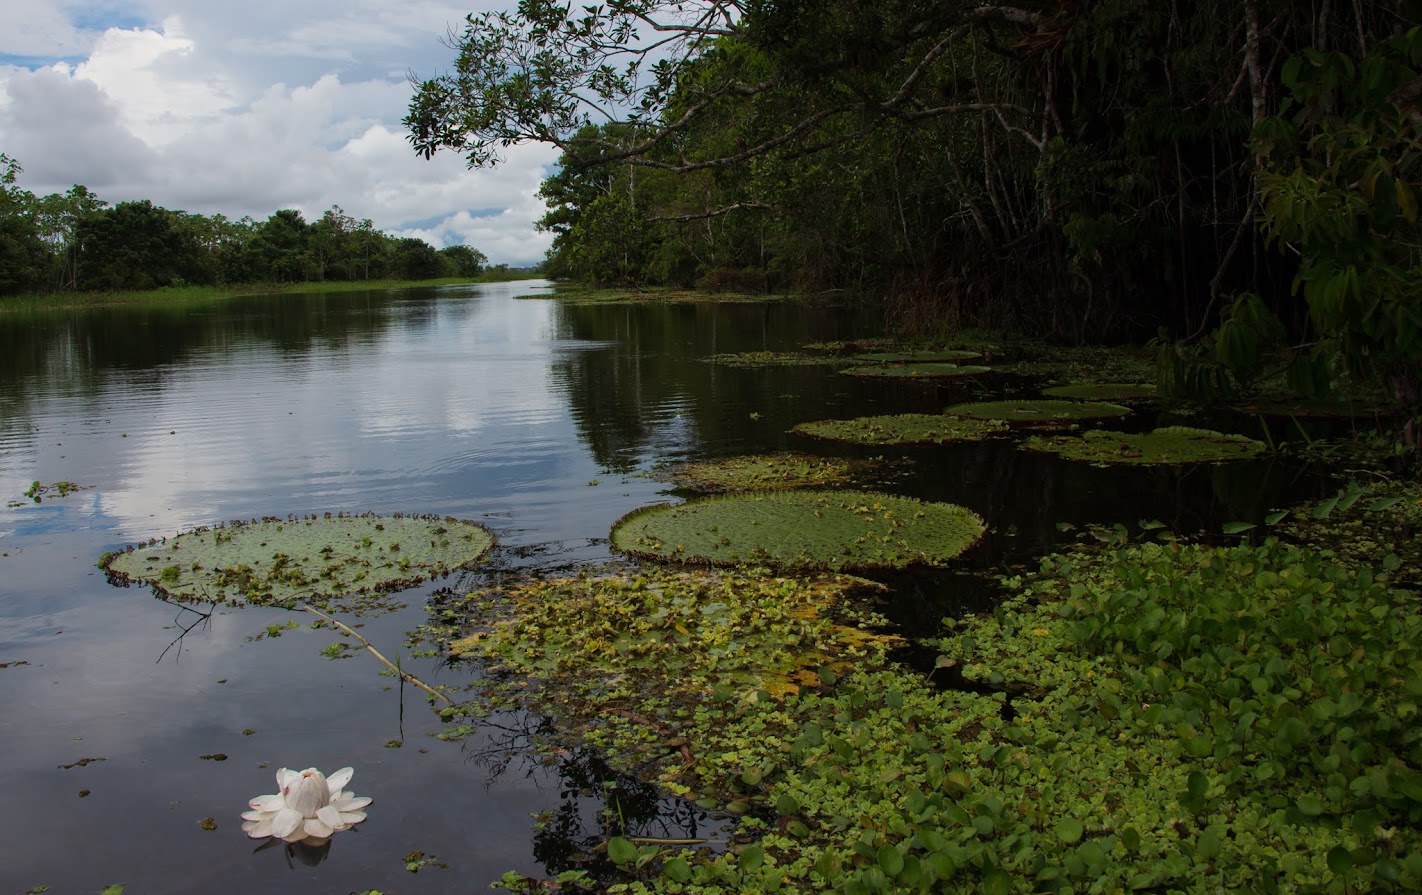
[840,363,991,379]
[1042,383,1158,401]
[654,452,873,492]
[1021,427,1267,465]
[802,338,894,352]
[104,514,494,607]
[943,399,1131,422]
[854,349,983,363]
[449,569,898,701]
[700,352,845,367]
[792,413,1008,445]
[610,490,985,571]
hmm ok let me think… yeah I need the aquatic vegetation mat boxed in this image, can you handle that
[943,398,1130,422]
[699,351,844,367]
[1273,478,1422,589]
[1021,426,1266,464]
[854,349,982,363]
[610,490,985,571]
[103,514,494,607]
[447,569,898,702]
[791,413,1008,445]
[839,363,990,378]
[653,452,873,492]
[1041,382,1157,400]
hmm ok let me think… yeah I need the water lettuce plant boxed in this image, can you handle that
[791,413,1008,446]
[653,452,873,492]
[943,399,1131,422]
[1041,383,1157,401]
[1021,426,1266,464]
[610,490,985,571]
[103,514,494,606]
[840,363,991,378]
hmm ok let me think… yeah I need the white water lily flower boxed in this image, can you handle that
[241,766,372,844]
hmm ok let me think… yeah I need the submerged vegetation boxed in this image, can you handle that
[791,413,1008,446]
[103,514,493,608]
[1022,426,1268,465]
[611,491,985,571]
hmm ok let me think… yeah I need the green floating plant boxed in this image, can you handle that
[791,413,1008,446]
[854,350,982,363]
[840,363,991,378]
[610,490,985,571]
[654,452,873,492]
[103,514,494,607]
[943,398,1131,422]
[1021,426,1267,464]
[700,351,845,367]
[1042,383,1158,401]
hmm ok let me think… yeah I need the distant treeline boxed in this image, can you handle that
[0,154,493,296]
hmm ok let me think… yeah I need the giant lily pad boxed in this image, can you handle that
[654,452,873,492]
[854,350,982,363]
[840,363,990,379]
[1042,383,1157,401]
[701,351,845,367]
[943,399,1130,423]
[1021,427,1267,465]
[792,413,1008,445]
[610,490,985,571]
[104,514,494,606]
[448,569,898,701]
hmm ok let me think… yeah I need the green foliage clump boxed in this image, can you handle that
[1275,479,1422,590]
[654,452,872,492]
[791,413,1008,445]
[943,399,1131,422]
[1022,426,1266,465]
[610,490,985,571]
[1041,383,1157,401]
[103,514,493,608]
[840,363,990,379]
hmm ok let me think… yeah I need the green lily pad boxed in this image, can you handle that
[840,363,991,379]
[1021,427,1267,465]
[701,351,845,367]
[943,399,1131,422]
[1042,383,1158,401]
[654,452,874,492]
[854,350,982,363]
[104,514,494,607]
[610,490,985,571]
[792,413,1008,445]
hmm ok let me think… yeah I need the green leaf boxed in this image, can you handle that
[983,867,1010,895]
[1197,829,1222,859]
[101,888,126,895]
[776,794,801,815]
[739,845,765,872]
[607,837,637,865]
[1265,510,1289,525]
[1296,794,1326,816]
[1222,521,1257,534]
[1327,846,1354,875]
[1056,817,1085,844]
[877,844,905,876]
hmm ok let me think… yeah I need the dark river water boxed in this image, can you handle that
[0,282,1326,893]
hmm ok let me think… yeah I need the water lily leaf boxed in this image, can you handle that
[855,349,982,363]
[840,362,991,378]
[792,413,1008,445]
[1022,427,1267,465]
[104,514,493,608]
[944,399,1131,423]
[877,845,905,876]
[654,452,874,492]
[739,845,765,872]
[611,491,985,571]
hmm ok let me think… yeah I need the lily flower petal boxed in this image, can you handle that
[326,767,354,794]
[270,806,304,841]
[248,794,284,812]
[303,816,334,840]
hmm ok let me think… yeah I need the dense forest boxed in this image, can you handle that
[0,153,488,296]
[408,0,1422,440]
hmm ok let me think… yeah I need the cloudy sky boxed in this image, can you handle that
[0,2,559,265]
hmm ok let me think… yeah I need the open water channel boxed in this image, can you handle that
[0,281,1328,893]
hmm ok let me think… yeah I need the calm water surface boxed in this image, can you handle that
[0,282,1320,893]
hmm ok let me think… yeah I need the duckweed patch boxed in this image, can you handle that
[1022,426,1266,465]
[699,352,844,367]
[943,399,1131,422]
[447,569,899,703]
[610,490,985,571]
[653,452,872,492]
[103,514,494,608]
[840,363,990,379]
[791,413,1008,446]
[1041,382,1158,401]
